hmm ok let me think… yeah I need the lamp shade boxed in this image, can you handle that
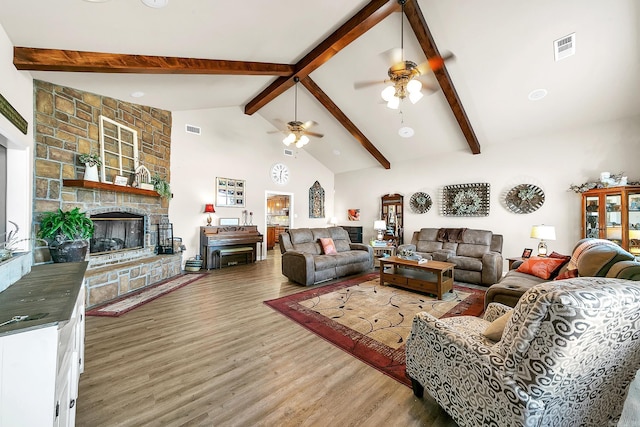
[204,204,215,214]
[329,217,338,226]
[374,220,386,230]
[531,225,556,240]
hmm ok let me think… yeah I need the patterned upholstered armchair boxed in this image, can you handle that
[406,277,640,427]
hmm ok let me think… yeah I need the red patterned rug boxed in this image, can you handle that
[264,272,486,387]
[86,273,206,317]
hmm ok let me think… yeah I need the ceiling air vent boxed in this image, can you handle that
[283,149,294,157]
[554,33,575,61]
[185,124,201,135]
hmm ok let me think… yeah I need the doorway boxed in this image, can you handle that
[265,191,293,254]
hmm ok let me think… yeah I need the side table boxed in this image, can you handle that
[371,245,396,268]
[506,256,525,270]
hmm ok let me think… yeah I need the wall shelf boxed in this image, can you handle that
[63,179,160,197]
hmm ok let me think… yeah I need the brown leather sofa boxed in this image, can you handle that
[279,227,373,286]
[398,227,503,286]
[485,238,640,308]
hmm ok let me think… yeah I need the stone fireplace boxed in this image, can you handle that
[32,80,182,307]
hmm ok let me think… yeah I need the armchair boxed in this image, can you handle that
[406,277,640,426]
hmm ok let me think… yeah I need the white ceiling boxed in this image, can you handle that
[1,0,639,174]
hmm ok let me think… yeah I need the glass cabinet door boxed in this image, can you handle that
[585,195,600,239]
[604,194,623,245]
[629,192,640,255]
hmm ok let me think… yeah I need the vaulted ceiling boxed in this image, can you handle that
[1,0,639,174]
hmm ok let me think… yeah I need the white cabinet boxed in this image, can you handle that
[0,263,86,427]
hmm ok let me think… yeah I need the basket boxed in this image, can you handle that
[184,258,203,272]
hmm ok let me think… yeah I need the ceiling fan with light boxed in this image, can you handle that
[354,0,454,109]
[268,77,324,148]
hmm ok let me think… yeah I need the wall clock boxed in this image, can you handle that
[270,163,289,185]
[409,192,432,214]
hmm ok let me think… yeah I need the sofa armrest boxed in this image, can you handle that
[481,251,504,285]
[349,243,373,255]
[281,250,316,286]
[606,260,640,280]
[483,302,513,322]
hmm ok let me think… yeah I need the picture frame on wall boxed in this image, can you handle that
[216,177,245,207]
[522,248,533,258]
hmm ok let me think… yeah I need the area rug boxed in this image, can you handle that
[86,273,206,317]
[264,273,486,387]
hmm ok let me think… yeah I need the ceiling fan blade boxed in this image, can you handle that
[302,120,318,129]
[267,130,286,134]
[415,77,439,94]
[354,80,386,90]
[416,51,455,74]
[380,47,404,67]
[305,131,324,138]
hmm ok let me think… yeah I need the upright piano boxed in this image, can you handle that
[199,225,263,269]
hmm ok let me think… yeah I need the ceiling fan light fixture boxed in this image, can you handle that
[381,86,396,102]
[409,91,423,104]
[406,79,422,93]
[387,96,400,110]
[283,133,296,146]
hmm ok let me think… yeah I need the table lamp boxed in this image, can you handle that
[204,204,215,226]
[531,224,556,256]
[329,217,338,226]
[374,220,386,241]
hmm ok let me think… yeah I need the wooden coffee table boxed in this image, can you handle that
[379,256,455,299]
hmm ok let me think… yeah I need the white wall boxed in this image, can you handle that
[335,116,640,265]
[0,23,33,250]
[169,106,335,262]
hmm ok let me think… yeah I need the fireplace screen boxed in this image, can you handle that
[90,212,145,255]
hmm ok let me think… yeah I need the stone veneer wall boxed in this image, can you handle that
[33,79,181,307]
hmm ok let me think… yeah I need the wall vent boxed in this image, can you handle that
[283,149,294,156]
[185,124,201,135]
[554,33,575,61]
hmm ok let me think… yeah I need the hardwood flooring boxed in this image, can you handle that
[77,251,456,427]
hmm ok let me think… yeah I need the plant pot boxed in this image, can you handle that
[84,164,99,182]
[49,239,89,263]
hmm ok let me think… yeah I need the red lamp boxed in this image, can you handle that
[204,204,215,226]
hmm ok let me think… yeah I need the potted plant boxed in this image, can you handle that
[37,207,94,263]
[78,153,102,182]
[151,173,172,200]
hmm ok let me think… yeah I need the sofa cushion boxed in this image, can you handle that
[482,310,513,341]
[555,269,579,280]
[461,229,493,246]
[289,228,314,244]
[516,257,568,280]
[450,256,483,272]
[313,254,338,270]
[416,241,444,252]
[328,227,352,252]
[417,228,439,241]
[334,250,371,266]
[457,243,490,258]
[320,238,337,255]
[577,245,635,277]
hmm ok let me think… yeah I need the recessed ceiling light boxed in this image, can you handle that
[332,149,341,156]
[398,126,414,138]
[141,0,168,8]
[130,91,145,98]
[528,89,548,101]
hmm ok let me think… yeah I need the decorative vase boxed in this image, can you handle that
[84,164,99,182]
[48,240,88,263]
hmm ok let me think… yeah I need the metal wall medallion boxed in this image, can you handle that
[409,192,432,214]
[505,184,545,214]
[442,183,490,217]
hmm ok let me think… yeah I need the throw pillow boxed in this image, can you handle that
[547,251,571,278]
[482,310,513,342]
[555,269,579,280]
[516,256,568,280]
[319,237,337,255]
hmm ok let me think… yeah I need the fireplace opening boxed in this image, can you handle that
[90,212,145,255]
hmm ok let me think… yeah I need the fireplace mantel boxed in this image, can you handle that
[63,179,160,197]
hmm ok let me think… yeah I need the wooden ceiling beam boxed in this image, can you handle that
[403,0,481,154]
[244,0,400,115]
[13,47,295,75]
[301,77,390,170]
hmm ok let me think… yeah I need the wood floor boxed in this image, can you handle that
[77,251,456,427]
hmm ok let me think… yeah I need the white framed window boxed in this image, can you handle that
[99,116,139,184]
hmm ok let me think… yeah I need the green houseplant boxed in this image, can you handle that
[38,207,94,263]
[78,153,102,182]
[151,173,172,200]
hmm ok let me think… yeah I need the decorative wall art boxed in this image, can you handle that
[409,192,432,214]
[348,209,360,221]
[309,181,325,218]
[442,183,490,217]
[216,177,245,207]
[0,92,28,135]
[505,184,545,214]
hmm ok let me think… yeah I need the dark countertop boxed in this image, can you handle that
[0,262,87,336]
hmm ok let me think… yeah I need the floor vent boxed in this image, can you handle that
[554,33,575,61]
[185,124,201,135]
[284,149,294,156]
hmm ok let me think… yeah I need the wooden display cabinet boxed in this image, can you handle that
[581,185,640,255]
[381,193,404,245]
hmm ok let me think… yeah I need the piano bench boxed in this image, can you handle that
[216,247,254,269]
